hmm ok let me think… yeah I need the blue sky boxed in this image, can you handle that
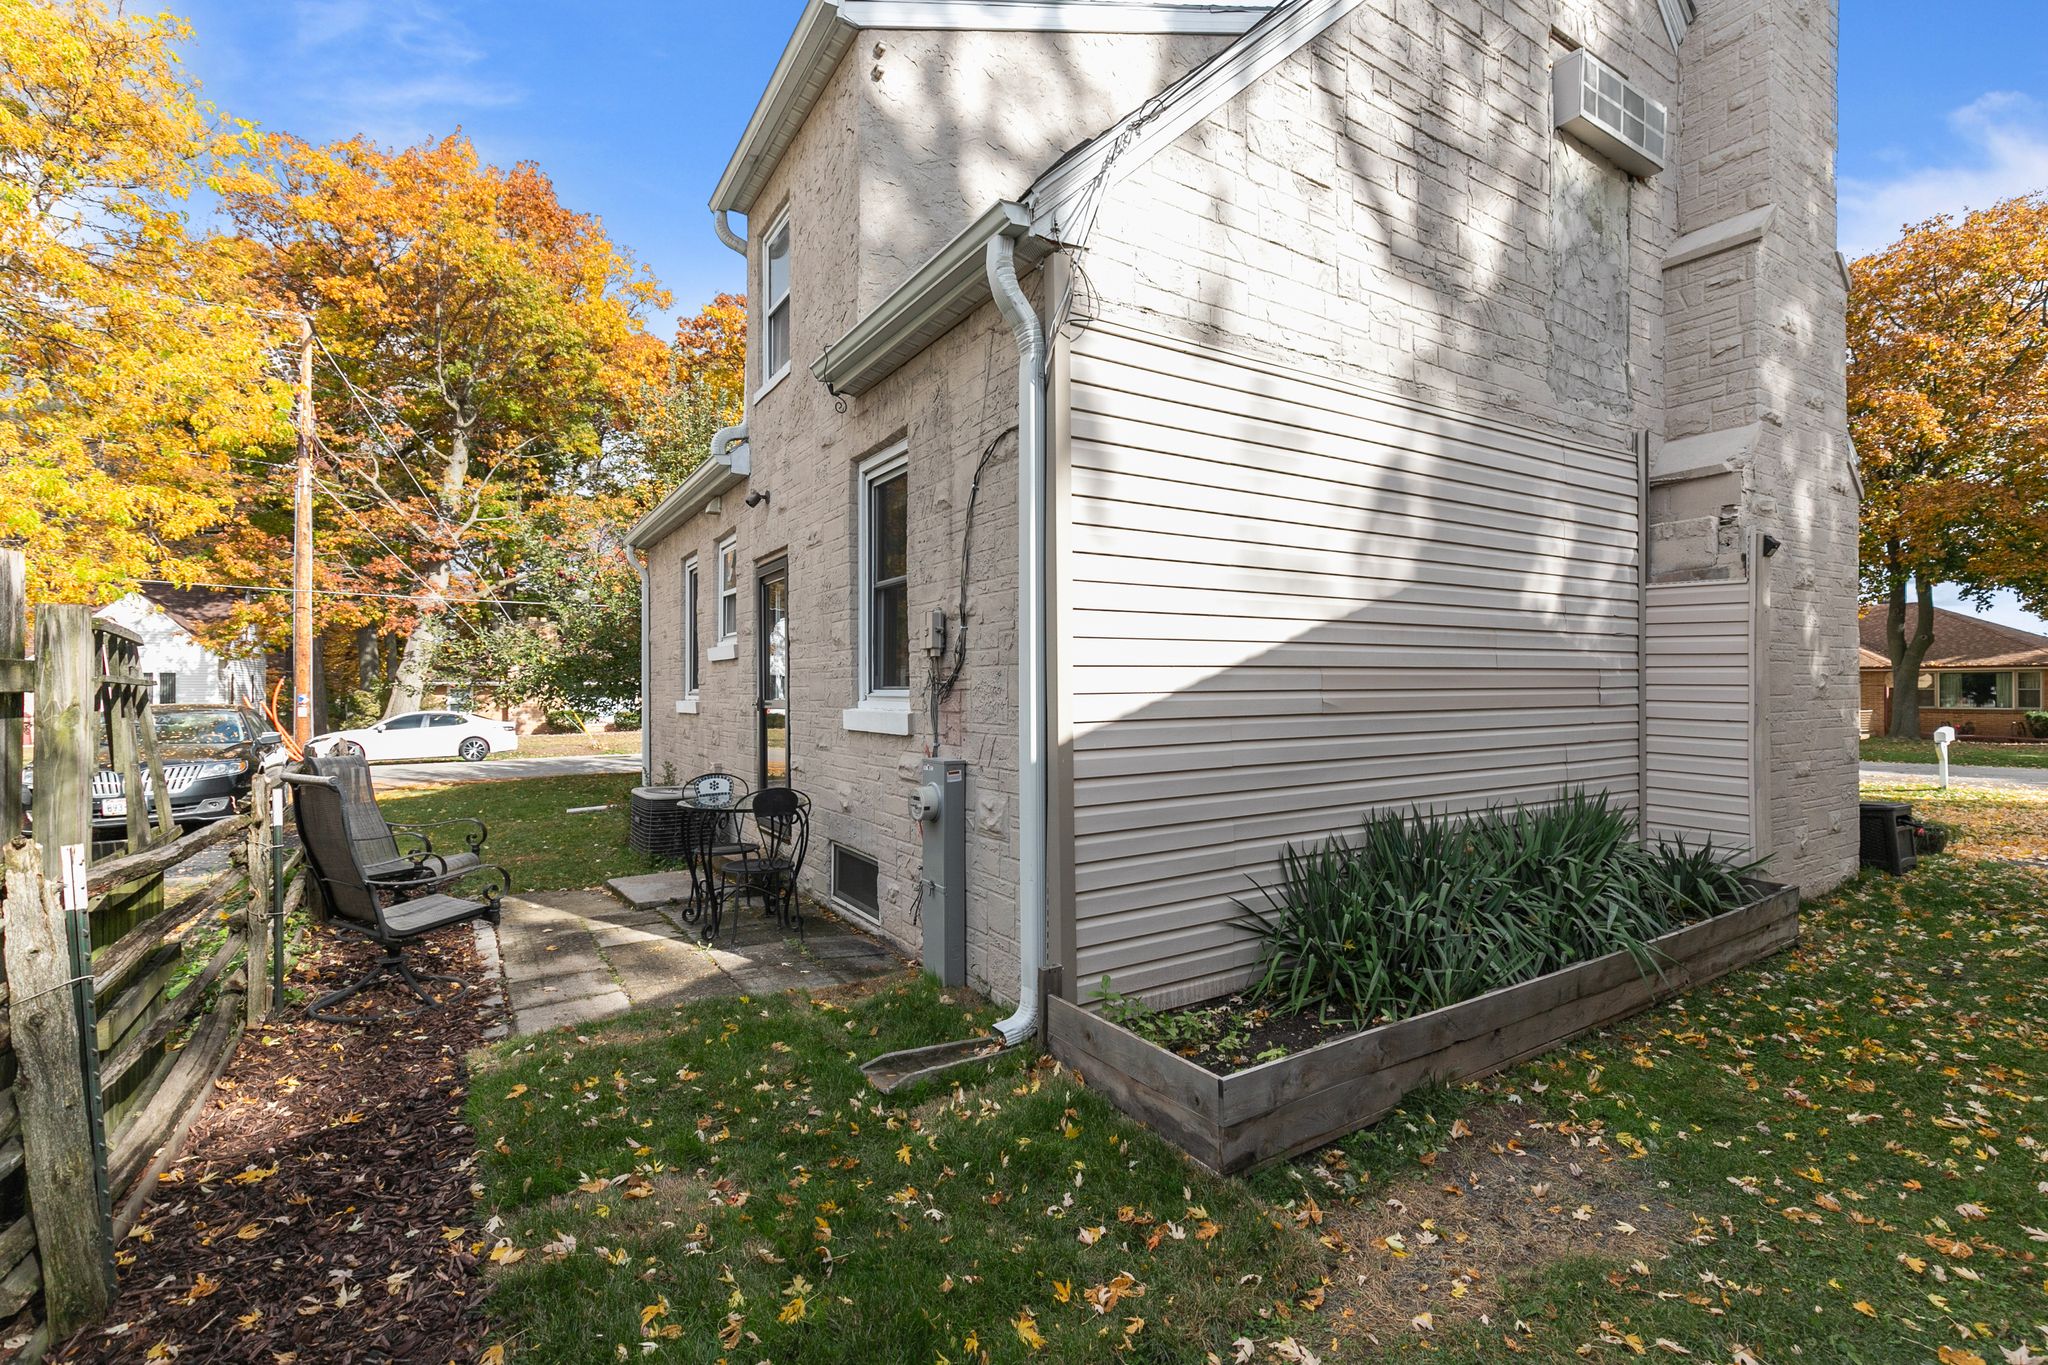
[174,0,2048,628]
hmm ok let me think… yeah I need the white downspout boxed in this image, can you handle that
[709,210,750,509]
[713,210,747,256]
[634,553,652,784]
[986,233,1047,1046]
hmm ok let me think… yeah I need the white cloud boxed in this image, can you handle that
[1933,585,2048,637]
[284,0,521,145]
[1839,92,2048,257]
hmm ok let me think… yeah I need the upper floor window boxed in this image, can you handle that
[761,215,792,389]
[682,556,701,695]
[859,447,909,699]
[716,535,739,642]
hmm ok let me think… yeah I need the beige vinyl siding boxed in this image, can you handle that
[1642,578,1758,850]
[1065,323,1644,1004]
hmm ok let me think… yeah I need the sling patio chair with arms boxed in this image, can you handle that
[285,770,508,1023]
[306,752,485,895]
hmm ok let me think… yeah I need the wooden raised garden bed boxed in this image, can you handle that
[1047,881,1799,1174]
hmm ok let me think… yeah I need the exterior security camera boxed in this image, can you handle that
[745,489,770,509]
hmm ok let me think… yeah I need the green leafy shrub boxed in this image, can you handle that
[2023,710,2048,739]
[1236,790,1757,1025]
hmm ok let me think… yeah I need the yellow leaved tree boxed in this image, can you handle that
[1850,194,2048,736]
[0,0,289,604]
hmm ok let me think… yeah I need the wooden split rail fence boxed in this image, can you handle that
[0,551,304,1359]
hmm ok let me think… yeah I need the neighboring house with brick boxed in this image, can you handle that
[629,0,1857,1023]
[1858,607,2048,739]
[95,587,265,707]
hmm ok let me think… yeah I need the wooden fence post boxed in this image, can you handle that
[3,840,114,1336]
[244,773,273,1024]
[0,550,23,834]
[23,607,116,1334]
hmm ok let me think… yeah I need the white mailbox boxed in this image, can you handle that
[1932,725,1955,789]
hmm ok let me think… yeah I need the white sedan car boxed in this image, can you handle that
[306,711,519,764]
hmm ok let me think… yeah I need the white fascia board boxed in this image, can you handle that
[709,0,857,216]
[625,441,751,548]
[1025,0,1368,235]
[1655,0,1695,48]
[812,201,1055,397]
[838,2,1275,34]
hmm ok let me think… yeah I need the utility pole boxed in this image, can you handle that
[293,315,316,747]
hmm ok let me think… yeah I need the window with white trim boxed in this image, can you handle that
[760,215,792,387]
[1934,670,2042,709]
[858,447,909,701]
[682,557,701,695]
[715,536,738,643]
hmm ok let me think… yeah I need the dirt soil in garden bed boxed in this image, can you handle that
[55,925,495,1365]
[1310,1105,1680,1347]
[1109,991,1366,1073]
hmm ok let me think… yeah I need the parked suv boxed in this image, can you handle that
[22,703,283,833]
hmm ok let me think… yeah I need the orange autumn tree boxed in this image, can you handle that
[0,0,288,604]
[437,294,750,719]
[1849,194,2048,737]
[225,132,668,714]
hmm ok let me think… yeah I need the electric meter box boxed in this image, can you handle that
[915,758,968,987]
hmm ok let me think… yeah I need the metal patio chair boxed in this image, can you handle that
[720,787,811,935]
[285,770,507,1023]
[677,770,754,929]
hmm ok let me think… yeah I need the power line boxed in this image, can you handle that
[133,579,564,608]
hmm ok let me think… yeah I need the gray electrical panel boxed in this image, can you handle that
[912,757,967,986]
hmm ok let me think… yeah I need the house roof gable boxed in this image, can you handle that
[1858,606,2048,670]
[709,0,1280,217]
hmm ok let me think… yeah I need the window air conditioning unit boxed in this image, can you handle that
[1552,49,1668,177]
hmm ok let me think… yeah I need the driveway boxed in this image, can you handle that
[370,752,640,790]
[1861,761,2048,790]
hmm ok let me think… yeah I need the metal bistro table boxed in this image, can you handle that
[675,778,755,939]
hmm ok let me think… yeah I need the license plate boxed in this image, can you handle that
[102,797,127,817]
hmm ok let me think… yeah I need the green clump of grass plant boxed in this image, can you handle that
[1236,789,1756,1025]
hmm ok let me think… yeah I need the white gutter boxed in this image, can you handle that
[814,202,1055,398]
[625,430,752,550]
[635,553,652,784]
[713,210,748,256]
[985,234,1048,1046]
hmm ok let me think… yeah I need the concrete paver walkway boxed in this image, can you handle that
[489,884,899,1035]
[1861,762,2048,790]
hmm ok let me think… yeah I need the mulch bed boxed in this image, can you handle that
[55,925,497,1365]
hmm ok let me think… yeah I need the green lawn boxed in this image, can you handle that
[465,781,2048,1363]
[377,773,658,891]
[1861,735,2048,769]
[468,980,1327,1363]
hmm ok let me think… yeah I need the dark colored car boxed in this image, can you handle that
[23,703,284,833]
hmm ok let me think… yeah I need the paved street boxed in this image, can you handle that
[370,751,640,790]
[1861,762,2048,790]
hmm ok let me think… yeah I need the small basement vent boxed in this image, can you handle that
[627,786,690,857]
[1552,49,1668,177]
[831,844,880,921]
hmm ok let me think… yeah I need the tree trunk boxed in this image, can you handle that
[1885,574,1939,738]
[354,627,377,691]
[384,568,449,716]
[384,417,471,717]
